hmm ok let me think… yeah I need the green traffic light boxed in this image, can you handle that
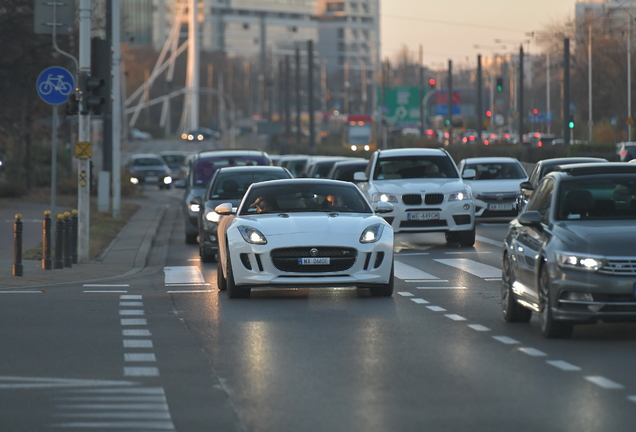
[445,119,450,126]
[568,121,575,129]
[496,85,503,92]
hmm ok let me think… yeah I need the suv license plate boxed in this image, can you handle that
[299,257,330,265]
[488,203,513,211]
[407,212,440,221]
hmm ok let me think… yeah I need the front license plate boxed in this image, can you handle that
[488,203,513,211]
[299,257,330,265]
[145,176,159,182]
[407,212,440,221]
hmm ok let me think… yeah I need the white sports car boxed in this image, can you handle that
[215,178,395,298]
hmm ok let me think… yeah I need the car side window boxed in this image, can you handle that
[526,178,554,223]
[528,164,540,186]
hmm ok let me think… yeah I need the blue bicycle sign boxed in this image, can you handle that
[36,66,75,105]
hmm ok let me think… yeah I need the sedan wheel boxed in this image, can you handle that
[226,256,251,299]
[539,266,573,338]
[216,260,227,291]
[200,244,216,263]
[501,253,532,323]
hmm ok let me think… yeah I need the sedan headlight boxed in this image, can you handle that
[130,177,139,185]
[163,176,172,185]
[448,190,472,201]
[371,192,399,203]
[205,211,222,223]
[238,226,267,245]
[189,203,200,213]
[555,251,606,272]
[360,224,385,243]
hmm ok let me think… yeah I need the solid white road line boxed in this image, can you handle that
[166,290,215,293]
[0,291,43,294]
[407,280,449,283]
[415,286,466,290]
[83,284,130,287]
[434,258,501,279]
[584,376,624,389]
[546,360,582,371]
[83,290,128,293]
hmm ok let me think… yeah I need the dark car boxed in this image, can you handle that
[176,149,272,244]
[502,163,636,338]
[125,154,173,189]
[517,157,608,212]
[160,151,192,181]
[326,159,369,183]
[195,166,293,262]
[181,127,221,142]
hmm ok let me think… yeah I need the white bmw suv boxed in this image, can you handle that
[354,148,477,246]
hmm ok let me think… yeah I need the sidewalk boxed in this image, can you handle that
[0,198,166,290]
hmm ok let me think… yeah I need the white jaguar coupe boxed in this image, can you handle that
[215,178,395,298]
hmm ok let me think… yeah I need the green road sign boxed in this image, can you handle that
[381,86,423,125]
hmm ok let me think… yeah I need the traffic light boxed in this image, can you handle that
[568,115,575,129]
[65,93,79,116]
[84,37,110,116]
[80,73,105,115]
[533,108,539,115]
[445,118,451,126]
[496,77,503,92]
[485,110,492,118]
[428,78,436,89]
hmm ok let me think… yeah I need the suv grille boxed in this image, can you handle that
[402,194,422,205]
[425,193,444,205]
[271,247,357,273]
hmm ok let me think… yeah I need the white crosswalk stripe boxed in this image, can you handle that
[164,266,206,285]
[434,258,501,279]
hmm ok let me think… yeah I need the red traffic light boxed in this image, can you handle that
[485,110,492,118]
[533,108,539,115]
[428,78,436,87]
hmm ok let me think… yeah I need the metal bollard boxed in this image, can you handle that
[12,214,23,276]
[71,209,78,264]
[42,211,52,270]
[63,211,72,268]
[54,214,64,269]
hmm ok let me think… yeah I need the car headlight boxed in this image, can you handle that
[130,177,139,185]
[360,224,385,243]
[238,226,267,245]
[555,252,606,272]
[163,176,172,185]
[371,192,399,203]
[448,190,472,201]
[189,203,200,213]
[205,211,222,223]
[181,133,188,139]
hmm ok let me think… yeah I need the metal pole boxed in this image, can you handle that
[12,215,23,276]
[78,0,91,262]
[588,25,593,142]
[50,106,58,218]
[295,47,301,151]
[71,209,78,264]
[518,44,524,143]
[629,19,632,141]
[54,214,64,269]
[63,212,72,268]
[112,0,121,219]
[547,52,551,135]
[447,59,452,143]
[308,39,315,156]
[563,38,570,145]
[477,54,483,142]
[42,211,52,270]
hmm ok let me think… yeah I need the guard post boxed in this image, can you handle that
[54,214,65,269]
[63,211,72,268]
[71,209,78,264]
[12,214,23,276]
[42,210,52,270]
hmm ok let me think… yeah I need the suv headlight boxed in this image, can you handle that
[360,224,385,243]
[205,211,222,223]
[372,192,399,203]
[555,252,606,272]
[238,226,267,244]
[448,190,472,201]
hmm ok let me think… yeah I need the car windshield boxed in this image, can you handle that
[240,183,372,215]
[556,175,636,221]
[162,155,186,165]
[209,171,291,200]
[373,155,458,180]
[193,155,270,186]
[464,162,526,180]
[132,158,164,167]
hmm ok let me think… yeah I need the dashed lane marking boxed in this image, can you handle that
[394,261,439,281]
[518,347,547,357]
[444,251,491,254]
[123,340,153,348]
[84,290,128,293]
[407,279,449,283]
[467,324,491,332]
[0,291,43,294]
[546,360,582,371]
[426,306,446,312]
[83,284,130,287]
[163,266,205,285]
[120,319,147,326]
[123,329,151,337]
[120,295,142,300]
[415,286,466,290]
[123,367,159,377]
[410,298,429,304]
[119,310,144,316]
[398,292,414,297]
[492,336,520,345]
[584,376,624,390]
[124,353,157,362]
[445,314,467,321]
[120,301,143,307]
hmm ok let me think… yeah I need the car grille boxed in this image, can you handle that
[402,194,422,205]
[476,193,517,203]
[270,247,357,273]
[599,258,636,275]
[425,194,444,205]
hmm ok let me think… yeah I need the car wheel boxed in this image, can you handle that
[185,232,198,244]
[369,262,394,297]
[539,265,573,338]
[217,260,227,291]
[445,231,459,244]
[458,227,476,247]
[501,253,532,323]
[226,255,251,299]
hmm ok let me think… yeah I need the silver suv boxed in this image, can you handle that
[354,148,476,246]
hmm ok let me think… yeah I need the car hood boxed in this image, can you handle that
[371,178,467,194]
[465,179,526,194]
[553,221,636,256]
[239,213,385,236]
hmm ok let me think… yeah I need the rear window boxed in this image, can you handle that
[193,155,270,186]
[209,170,291,200]
[132,157,164,167]
[464,162,526,180]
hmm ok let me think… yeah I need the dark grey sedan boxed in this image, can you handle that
[502,163,636,338]
[194,165,292,262]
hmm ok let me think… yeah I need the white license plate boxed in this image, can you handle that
[298,257,330,265]
[407,212,440,221]
[488,203,513,211]
[145,176,159,182]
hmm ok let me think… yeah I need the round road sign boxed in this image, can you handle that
[36,66,75,105]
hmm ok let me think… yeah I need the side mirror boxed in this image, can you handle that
[517,210,542,228]
[462,168,476,180]
[215,202,234,215]
[353,171,368,181]
[519,181,533,191]
[174,179,186,189]
[373,201,394,214]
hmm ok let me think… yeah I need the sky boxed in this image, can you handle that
[380,0,576,69]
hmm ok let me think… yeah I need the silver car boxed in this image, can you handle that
[502,163,636,338]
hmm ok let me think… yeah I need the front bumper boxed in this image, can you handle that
[473,198,518,217]
[376,200,474,234]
